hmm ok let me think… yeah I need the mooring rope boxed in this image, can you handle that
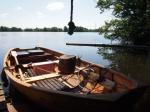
[68,0,76,35]
[70,0,73,22]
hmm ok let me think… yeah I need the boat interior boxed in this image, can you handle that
[5,48,137,94]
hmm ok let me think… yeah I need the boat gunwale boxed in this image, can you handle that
[3,47,144,102]
[4,68,127,102]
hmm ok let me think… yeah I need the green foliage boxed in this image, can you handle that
[99,19,129,41]
[97,0,150,45]
[63,26,98,32]
[97,47,150,83]
[0,26,98,32]
[0,26,22,32]
[24,27,63,32]
[49,27,63,32]
[75,26,88,32]
[63,26,68,32]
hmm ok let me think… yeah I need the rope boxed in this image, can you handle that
[68,0,76,35]
[70,0,73,22]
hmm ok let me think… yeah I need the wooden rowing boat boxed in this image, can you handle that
[2,47,148,111]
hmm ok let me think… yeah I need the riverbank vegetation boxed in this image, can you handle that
[0,26,98,32]
[97,0,150,46]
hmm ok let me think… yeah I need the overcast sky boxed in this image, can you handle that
[0,0,114,28]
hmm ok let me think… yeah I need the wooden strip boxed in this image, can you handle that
[58,78,74,88]
[50,79,61,87]
[23,60,59,67]
[39,80,51,89]
[53,78,65,88]
[6,102,17,112]
[0,95,5,103]
[43,79,57,90]
[32,83,37,86]
[0,90,4,96]
[25,73,60,83]
[47,79,60,90]
[35,81,45,88]
[42,80,56,90]
[50,79,62,90]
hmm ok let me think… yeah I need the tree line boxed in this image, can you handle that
[0,26,98,32]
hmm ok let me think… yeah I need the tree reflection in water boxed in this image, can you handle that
[97,48,150,84]
[97,48,150,112]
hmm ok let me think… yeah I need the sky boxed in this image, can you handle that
[0,0,114,29]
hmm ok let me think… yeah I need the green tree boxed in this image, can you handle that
[50,27,63,32]
[97,0,150,45]
[0,26,10,31]
[63,26,68,32]
[24,28,34,32]
[10,27,22,31]
[75,26,89,32]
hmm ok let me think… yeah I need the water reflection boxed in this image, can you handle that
[97,48,150,112]
[97,48,150,84]
[0,32,149,112]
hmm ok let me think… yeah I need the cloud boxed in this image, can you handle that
[46,2,64,11]
[0,13,9,18]
[16,6,23,11]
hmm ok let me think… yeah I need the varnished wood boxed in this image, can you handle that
[2,47,148,111]
[25,73,60,83]
[11,51,25,80]
[23,60,59,68]
[42,80,54,90]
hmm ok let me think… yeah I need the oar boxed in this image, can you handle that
[11,51,25,80]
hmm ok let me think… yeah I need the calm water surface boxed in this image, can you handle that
[0,32,150,112]
[0,32,111,70]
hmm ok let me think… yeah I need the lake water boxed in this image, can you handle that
[0,32,150,112]
[0,32,111,70]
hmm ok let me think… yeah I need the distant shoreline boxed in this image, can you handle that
[0,26,98,32]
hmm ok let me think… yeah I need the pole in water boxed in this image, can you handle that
[68,0,76,35]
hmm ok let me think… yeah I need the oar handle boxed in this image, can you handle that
[11,51,25,80]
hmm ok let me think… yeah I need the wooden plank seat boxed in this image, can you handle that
[15,51,30,58]
[14,49,44,58]
[17,53,53,64]
[23,60,59,68]
[24,73,60,83]
[27,49,44,55]
[11,50,54,64]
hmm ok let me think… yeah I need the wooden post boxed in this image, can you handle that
[66,43,150,50]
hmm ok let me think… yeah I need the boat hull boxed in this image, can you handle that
[3,47,148,112]
[5,70,146,112]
